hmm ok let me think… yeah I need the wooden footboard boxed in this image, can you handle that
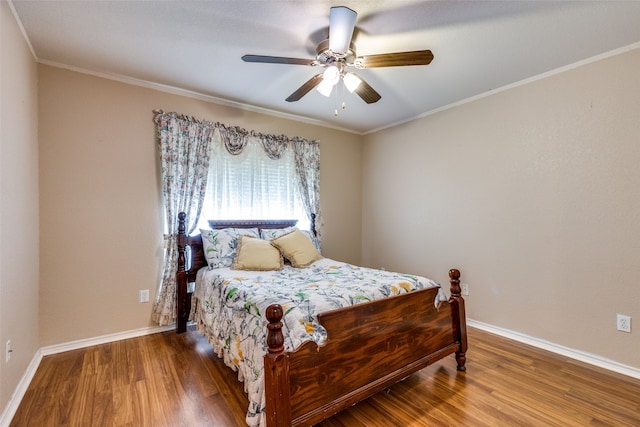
[264,269,467,427]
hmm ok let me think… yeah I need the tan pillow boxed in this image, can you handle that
[271,229,322,268]
[232,235,283,271]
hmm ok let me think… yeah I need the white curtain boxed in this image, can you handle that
[198,130,310,230]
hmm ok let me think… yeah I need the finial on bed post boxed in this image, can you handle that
[177,212,187,272]
[449,268,461,297]
[266,304,285,353]
[176,212,188,333]
[448,268,467,371]
[310,212,317,237]
[178,211,187,237]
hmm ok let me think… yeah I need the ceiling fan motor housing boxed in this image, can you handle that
[316,39,356,66]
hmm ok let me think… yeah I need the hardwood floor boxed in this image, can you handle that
[10,327,640,426]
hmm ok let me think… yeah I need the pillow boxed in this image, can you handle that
[271,229,322,268]
[301,230,321,253]
[260,226,297,241]
[261,227,321,253]
[232,235,283,271]
[200,227,259,269]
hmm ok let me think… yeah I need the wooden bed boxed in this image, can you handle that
[176,212,467,427]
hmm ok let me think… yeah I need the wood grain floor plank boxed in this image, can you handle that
[9,327,640,426]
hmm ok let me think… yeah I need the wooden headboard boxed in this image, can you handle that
[175,212,309,332]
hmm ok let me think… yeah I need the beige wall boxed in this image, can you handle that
[3,2,637,415]
[362,48,640,368]
[37,65,362,346]
[0,0,40,414]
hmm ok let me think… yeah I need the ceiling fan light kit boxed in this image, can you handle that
[322,65,341,86]
[316,78,334,97]
[343,72,362,93]
[242,6,434,112]
[315,64,361,98]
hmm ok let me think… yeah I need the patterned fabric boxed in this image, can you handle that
[257,133,289,160]
[218,124,250,155]
[152,111,213,326]
[200,227,260,268]
[292,138,322,244]
[192,258,445,427]
[259,227,297,241]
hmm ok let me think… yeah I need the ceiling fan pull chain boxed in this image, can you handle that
[334,83,340,116]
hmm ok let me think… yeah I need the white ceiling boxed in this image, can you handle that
[10,0,640,134]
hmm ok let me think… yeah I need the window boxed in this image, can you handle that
[197,134,309,230]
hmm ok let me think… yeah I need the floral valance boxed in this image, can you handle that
[153,110,315,159]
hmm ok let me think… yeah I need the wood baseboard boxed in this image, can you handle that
[468,319,640,380]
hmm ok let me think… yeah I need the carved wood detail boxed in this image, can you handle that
[175,212,468,426]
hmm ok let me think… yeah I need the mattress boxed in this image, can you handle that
[192,258,445,427]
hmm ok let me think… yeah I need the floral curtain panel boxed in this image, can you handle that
[292,138,322,238]
[152,110,321,326]
[152,111,214,326]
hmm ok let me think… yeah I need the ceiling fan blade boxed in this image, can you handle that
[353,76,381,104]
[286,74,324,102]
[329,6,357,55]
[355,50,434,68]
[242,54,315,66]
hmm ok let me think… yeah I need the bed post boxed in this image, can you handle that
[448,268,468,371]
[264,304,292,427]
[310,212,317,236]
[176,212,189,333]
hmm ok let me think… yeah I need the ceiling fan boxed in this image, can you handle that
[242,6,434,105]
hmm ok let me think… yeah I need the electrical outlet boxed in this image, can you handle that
[139,289,150,303]
[617,314,631,333]
[6,340,12,363]
[461,283,469,296]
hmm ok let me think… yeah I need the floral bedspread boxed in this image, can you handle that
[192,258,446,427]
